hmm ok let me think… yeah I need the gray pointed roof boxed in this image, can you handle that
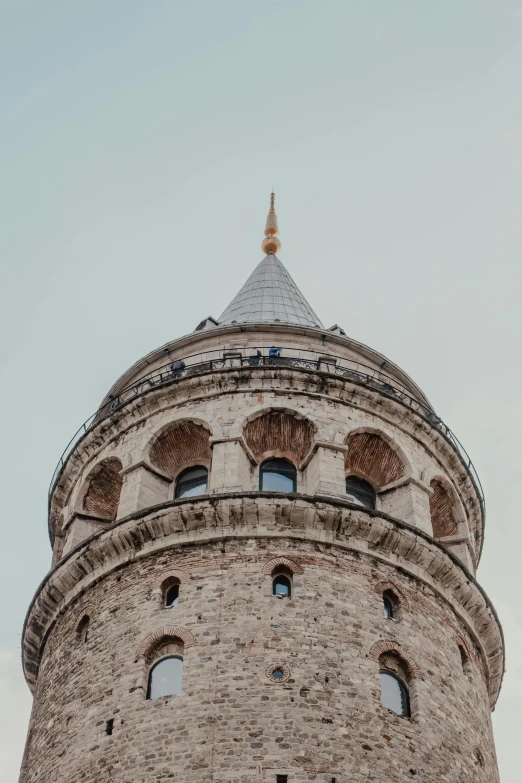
[218,255,323,328]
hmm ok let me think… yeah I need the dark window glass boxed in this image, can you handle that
[272,668,284,679]
[383,596,394,619]
[165,584,179,608]
[147,656,183,699]
[260,459,296,493]
[175,466,208,499]
[273,574,291,597]
[345,476,376,509]
[379,671,410,717]
[77,615,89,645]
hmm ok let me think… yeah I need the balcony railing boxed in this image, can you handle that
[48,348,485,512]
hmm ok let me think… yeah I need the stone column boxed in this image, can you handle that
[118,461,172,518]
[209,436,254,493]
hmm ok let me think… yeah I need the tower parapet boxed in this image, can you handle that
[20,197,502,783]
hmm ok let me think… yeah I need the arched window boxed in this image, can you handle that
[76,615,90,646]
[345,476,376,509]
[165,582,179,608]
[458,644,472,680]
[273,571,292,598]
[175,466,208,499]
[146,656,183,699]
[380,670,410,717]
[260,459,297,493]
[383,594,394,619]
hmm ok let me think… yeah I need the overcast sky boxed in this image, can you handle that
[1,1,522,780]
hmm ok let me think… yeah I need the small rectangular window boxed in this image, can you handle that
[276,776,288,783]
[105,719,114,736]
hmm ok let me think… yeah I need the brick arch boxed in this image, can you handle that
[243,408,316,464]
[429,478,458,537]
[263,556,304,576]
[82,457,123,520]
[149,420,211,480]
[152,568,190,590]
[344,430,405,488]
[374,580,410,610]
[135,626,195,660]
[368,640,422,678]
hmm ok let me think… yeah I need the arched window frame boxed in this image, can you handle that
[174,465,209,499]
[76,615,90,646]
[146,654,184,700]
[382,589,401,622]
[379,669,411,718]
[458,642,473,681]
[272,565,293,598]
[162,577,181,608]
[345,475,377,509]
[259,458,297,493]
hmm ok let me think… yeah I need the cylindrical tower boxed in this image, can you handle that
[20,196,503,783]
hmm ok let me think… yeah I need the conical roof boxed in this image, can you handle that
[218,254,323,328]
[218,194,323,328]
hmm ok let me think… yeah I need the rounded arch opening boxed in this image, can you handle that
[344,430,406,489]
[260,458,296,493]
[76,615,90,646]
[175,465,208,499]
[149,420,211,481]
[429,478,458,538]
[82,458,123,520]
[345,475,376,509]
[379,670,410,717]
[272,565,293,598]
[146,655,184,699]
[243,408,316,465]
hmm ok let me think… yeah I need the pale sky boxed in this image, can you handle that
[1,1,522,780]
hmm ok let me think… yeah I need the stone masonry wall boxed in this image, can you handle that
[21,535,497,783]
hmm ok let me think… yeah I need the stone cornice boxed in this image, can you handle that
[26,493,503,706]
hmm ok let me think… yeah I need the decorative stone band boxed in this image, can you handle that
[368,639,422,679]
[23,493,503,707]
[263,556,304,575]
[135,626,195,660]
[373,580,410,611]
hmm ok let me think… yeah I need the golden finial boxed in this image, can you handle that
[261,192,281,255]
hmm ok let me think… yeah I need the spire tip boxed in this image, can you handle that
[262,192,281,255]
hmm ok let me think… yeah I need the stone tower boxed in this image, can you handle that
[20,196,503,783]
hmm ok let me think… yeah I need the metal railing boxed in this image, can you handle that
[48,348,485,512]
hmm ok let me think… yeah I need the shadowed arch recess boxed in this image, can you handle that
[429,479,458,537]
[149,421,211,480]
[83,458,123,520]
[345,432,404,488]
[243,410,315,463]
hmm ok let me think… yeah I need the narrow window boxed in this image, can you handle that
[383,595,394,619]
[105,719,114,736]
[175,466,208,499]
[147,656,183,699]
[379,671,410,717]
[382,589,400,620]
[272,568,292,598]
[276,776,288,783]
[345,476,376,509]
[260,458,297,493]
[459,644,472,679]
[76,615,90,646]
[165,583,179,608]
